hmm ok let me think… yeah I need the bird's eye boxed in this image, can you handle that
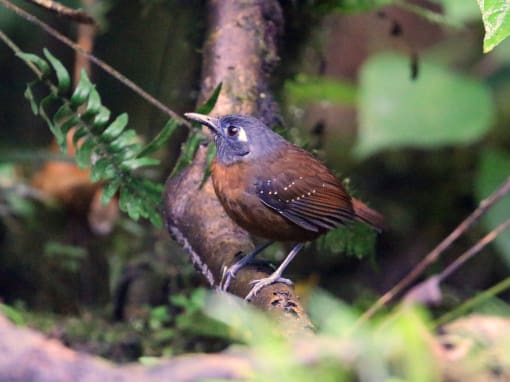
[226,125,239,137]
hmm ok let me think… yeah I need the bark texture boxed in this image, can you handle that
[163,0,312,330]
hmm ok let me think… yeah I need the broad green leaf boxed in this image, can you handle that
[136,119,179,158]
[285,74,356,106]
[356,53,494,157]
[477,0,510,52]
[71,70,93,108]
[43,49,70,94]
[101,178,122,204]
[102,113,128,142]
[475,149,510,267]
[196,83,222,114]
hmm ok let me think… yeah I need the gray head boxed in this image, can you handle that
[184,113,286,165]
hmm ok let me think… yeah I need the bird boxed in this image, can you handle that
[184,112,384,300]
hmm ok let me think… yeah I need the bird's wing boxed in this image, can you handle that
[254,149,355,232]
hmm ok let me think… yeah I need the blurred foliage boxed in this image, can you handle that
[356,53,494,157]
[476,149,510,265]
[284,74,356,106]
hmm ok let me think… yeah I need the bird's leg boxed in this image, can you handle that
[244,243,304,301]
[220,241,274,292]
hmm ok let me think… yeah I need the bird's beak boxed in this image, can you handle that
[184,112,220,134]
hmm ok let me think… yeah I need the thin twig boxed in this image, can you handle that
[0,0,192,129]
[356,176,510,325]
[22,0,95,25]
[439,218,510,282]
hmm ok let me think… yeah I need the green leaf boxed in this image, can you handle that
[59,116,80,136]
[82,88,102,119]
[119,186,140,220]
[75,137,95,168]
[16,53,51,78]
[93,106,111,128]
[196,83,222,114]
[170,132,205,176]
[72,126,89,147]
[122,157,160,170]
[43,49,70,94]
[137,119,179,158]
[316,0,392,13]
[109,129,139,152]
[284,74,356,106]
[475,149,510,267]
[24,82,39,115]
[101,178,122,204]
[90,157,116,181]
[477,0,510,52]
[39,93,65,148]
[71,70,93,109]
[200,143,216,188]
[102,113,128,142]
[356,53,495,158]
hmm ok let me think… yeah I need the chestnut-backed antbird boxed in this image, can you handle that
[184,113,384,301]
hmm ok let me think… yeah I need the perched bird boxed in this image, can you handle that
[184,113,384,300]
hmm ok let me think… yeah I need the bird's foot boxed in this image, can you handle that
[244,273,293,301]
[220,257,269,292]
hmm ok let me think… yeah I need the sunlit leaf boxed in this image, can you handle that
[477,0,510,52]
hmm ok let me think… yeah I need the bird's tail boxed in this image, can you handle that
[352,198,386,233]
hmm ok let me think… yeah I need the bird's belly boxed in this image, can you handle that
[212,163,319,242]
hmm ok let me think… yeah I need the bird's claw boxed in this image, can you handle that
[219,267,237,292]
[244,276,293,301]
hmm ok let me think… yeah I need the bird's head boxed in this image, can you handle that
[184,113,284,165]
